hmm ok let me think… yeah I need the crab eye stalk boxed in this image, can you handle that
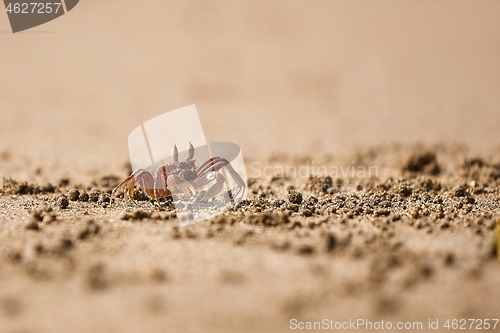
[172,144,179,162]
[188,142,195,159]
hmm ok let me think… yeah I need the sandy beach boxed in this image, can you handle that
[1,1,500,332]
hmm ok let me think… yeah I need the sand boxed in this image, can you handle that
[1,0,500,332]
[0,147,499,332]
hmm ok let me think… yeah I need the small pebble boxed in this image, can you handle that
[89,191,100,202]
[99,193,111,203]
[288,190,303,204]
[31,210,43,222]
[25,220,39,231]
[150,269,168,282]
[68,189,80,201]
[58,196,69,209]
[444,253,455,266]
[42,213,56,223]
[78,221,100,239]
[375,209,390,217]
[297,244,314,255]
[324,233,337,252]
[120,210,151,221]
[301,209,313,217]
[119,211,130,220]
[78,191,89,202]
[54,238,73,254]
[440,222,450,229]
[454,185,469,197]
[308,196,318,204]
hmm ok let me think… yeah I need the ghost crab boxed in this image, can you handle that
[112,142,245,204]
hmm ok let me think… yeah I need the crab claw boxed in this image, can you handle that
[178,181,196,196]
[167,175,196,196]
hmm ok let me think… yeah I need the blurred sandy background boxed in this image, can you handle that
[1,0,500,182]
[1,2,500,333]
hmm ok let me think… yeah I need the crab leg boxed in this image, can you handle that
[111,168,156,202]
[194,171,226,202]
[195,157,221,175]
[125,181,136,202]
[153,166,172,199]
[196,157,246,199]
